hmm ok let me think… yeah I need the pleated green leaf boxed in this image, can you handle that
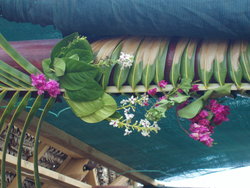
[95,38,124,89]
[0,34,41,74]
[228,41,243,87]
[198,40,218,87]
[214,41,228,85]
[142,38,162,89]
[42,58,58,81]
[17,95,43,187]
[113,38,142,90]
[181,39,198,81]
[1,91,31,188]
[0,91,20,133]
[240,41,250,82]
[154,39,169,85]
[128,38,147,89]
[101,43,123,89]
[169,38,189,87]
[0,60,32,86]
[34,97,56,188]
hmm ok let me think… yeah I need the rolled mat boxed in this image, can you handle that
[1,0,250,39]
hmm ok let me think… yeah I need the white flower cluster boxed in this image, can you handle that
[120,94,149,107]
[140,119,161,137]
[117,52,134,69]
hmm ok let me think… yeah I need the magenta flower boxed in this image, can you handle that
[31,74,47,95]
[158,96,167,101]
[177,88,183,93]
[45,79,61,98]
[199,110,209,118]
[31,74,60,98]
[190,84,199,92]
[147,88,157,96]
[158,80,168,88]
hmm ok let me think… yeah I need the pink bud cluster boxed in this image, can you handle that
[31,74,60,98]
[147,80,168,96]
[189,99,230,147]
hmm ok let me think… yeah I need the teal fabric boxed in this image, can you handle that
[0,17,61,41]
[43,95,250,180]
[1,0,250,39]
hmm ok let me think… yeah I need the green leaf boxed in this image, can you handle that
[0,91,20,133]
[66,83,104,102]
[0,60,32,85]
[34,97,56,188]
[65,94,104,117]
[181,39,197,81]
[0,69,30,88]
[0,34,41,74]
[65,49,93,63]
[178,98,203,119]
[169,94,190,104]
[17,95,43,187]
[154,39,169,84]
[213,41,228,85]
[54,58,66,77]
[179,78,192,94]
[51,32,79,62]
[101,43,122,89]
[209,84,232,98]
[198,40,218,87]
[178,84,232,119]
[1,91,31,188]
[80,93,117,123]
[240,41,250,82]
[170,39,189,87]
[42,58,58,81]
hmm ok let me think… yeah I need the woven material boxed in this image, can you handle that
[1,0,250,39]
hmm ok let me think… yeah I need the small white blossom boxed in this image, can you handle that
[140,119,151,128]
[125,113,134,120]
[118,52,134,69]
[124,128,132,136]
[141,130,150,137]
[109,119,119,127]
[128,95,137,105]
[120,99,129,105]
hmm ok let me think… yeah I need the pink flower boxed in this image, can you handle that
[147,88,157,96]
[45,79,61,98]
[158,80,168,88]
[198,119,210,126]
[190,84,199,92]
[199,110,209,118]
[31,74,47,95]
[190,133,200,140]
[177,88,183,93]
[143,102,149,106]
[158,96,167,101]
[200,134,214,147]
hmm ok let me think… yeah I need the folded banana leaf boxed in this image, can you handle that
[214,41,228,85]
[169,38,189,87]
[141,38,162,89]
[240,41,250,82]
[228,41,243,87]
[113,37,142,90]
[198,40,218,87]
[154,38,169,85]
[127,38,146,89]
[180,39,198,81]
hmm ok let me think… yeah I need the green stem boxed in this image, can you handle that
[34,97,55,188]
[17,95,43,188]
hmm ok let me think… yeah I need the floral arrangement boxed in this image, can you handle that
[0,32,238,187]
[26,33,232,147]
